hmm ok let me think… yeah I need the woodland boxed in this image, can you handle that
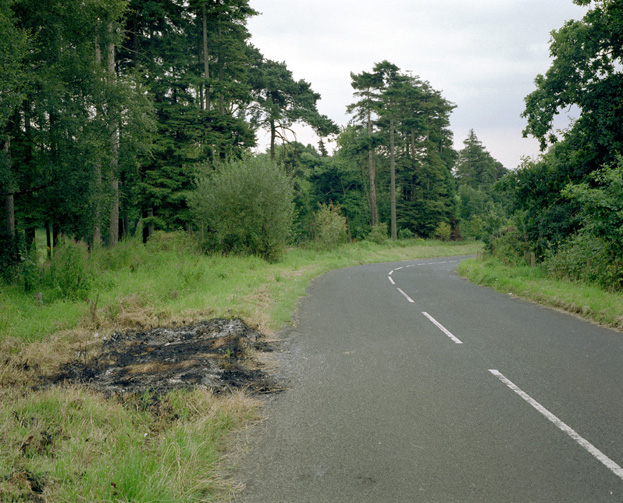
[2,0,623,290]
[0,0,505,263]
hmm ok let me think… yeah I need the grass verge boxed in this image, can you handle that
[1,236,481,501]
[458,256,623,331]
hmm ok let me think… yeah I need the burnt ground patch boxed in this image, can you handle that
[45,319,281,396]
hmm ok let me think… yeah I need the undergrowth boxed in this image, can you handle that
[0,233,481,502]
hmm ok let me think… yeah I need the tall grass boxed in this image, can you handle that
[1,235,481,343]
[0,387,258,502]
[0,234,481,502]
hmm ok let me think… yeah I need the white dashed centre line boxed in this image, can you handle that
[397,288,414,303]
[422,312,463,344]
[388,276,395,285]
[489,369,623,481]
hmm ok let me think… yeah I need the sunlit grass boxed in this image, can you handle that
[0,386,258,502]
[1,237,481,343]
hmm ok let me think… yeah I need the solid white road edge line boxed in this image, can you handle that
[489,369,623,481]
[421,312,463,344]
[397,288,414,303]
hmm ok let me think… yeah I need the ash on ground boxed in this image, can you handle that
[48,319,280,396]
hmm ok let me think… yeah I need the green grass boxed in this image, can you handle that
[0,234,481,502]
[458,256,623,331]
[1,236,482,343]
[0,386,257,502]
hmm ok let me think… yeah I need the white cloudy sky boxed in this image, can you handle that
[247,0,586,169]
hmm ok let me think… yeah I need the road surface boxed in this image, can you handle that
[235,257,623,502]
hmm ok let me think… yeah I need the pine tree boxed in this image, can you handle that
[248,49,338,161]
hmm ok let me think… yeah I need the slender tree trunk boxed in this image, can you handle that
[52,224,59,248]
[217,23,224,115]
[46,222,52,258]
[110,178,119,246]
[93,31,103,246]
[3,138,15,237]
[390,116,397,240]
[108,22,120,248]
[367,111,378,227]
[270,120,276,161]
[202,3,211,112]
[142,208,154,243]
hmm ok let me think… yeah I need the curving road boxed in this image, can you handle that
[235,257,623,502]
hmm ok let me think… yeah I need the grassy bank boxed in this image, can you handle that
[458,256,623,331]
[0,236,481,502]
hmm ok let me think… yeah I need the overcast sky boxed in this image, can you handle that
[247,0,586,169]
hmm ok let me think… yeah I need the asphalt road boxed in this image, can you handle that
[235,257,623,502]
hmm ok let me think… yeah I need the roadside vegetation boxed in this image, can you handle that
[458,257,623,331]
[459,2,623,333]
[0,236,480,502]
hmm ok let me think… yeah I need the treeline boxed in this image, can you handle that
[491,0,623,290]
[1,0,509,279]
[0,0,335,250]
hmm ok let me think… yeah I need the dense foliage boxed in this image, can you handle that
[493,0,623,289]
[189,155,294,261]
[1,0,507,284]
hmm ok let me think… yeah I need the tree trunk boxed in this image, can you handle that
[93,31,103,246]
[52,224,59,248]
[202,3,211,112]
[46,222,52,258]
[270,120,276,161]
[142,208,154,243]
[367,111,378,227]
[390,116,397,240]
[3,138,15,237]
[109,178,119,247]
[108,22,120,248]
[217,22,224,115]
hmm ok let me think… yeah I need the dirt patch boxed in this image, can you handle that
[45,319,281,396]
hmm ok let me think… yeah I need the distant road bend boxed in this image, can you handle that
[236,256,623,502]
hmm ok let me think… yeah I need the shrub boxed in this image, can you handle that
[398,228,414,240]
[310,203,348,250]
[43,238,93,300]
[189,156,295,262]
[545,232,623,289]
[366,223,388,244]
[434,222,452,241]
[489,227,532,266]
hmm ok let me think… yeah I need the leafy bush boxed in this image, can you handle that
[310,203,348,250]
[562,162,623,260]
[434,222,452,241]
[366,223,388,244]
[545,232,623,290]
[189,156,295,262]
[43,238,93,300]
[489,226,532,266]
[398,228,414,240]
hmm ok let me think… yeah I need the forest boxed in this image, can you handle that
[2,0,622,290]
[0,0,507,270]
